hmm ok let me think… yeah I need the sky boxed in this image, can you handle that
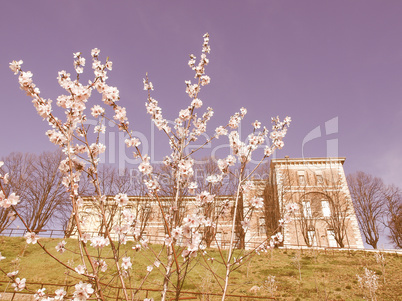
[1,1,401,248]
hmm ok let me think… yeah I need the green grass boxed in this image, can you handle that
[0,236,401,300]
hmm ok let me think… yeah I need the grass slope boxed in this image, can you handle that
[0,236,401,300]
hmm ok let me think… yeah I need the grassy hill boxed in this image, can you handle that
[0,236,401,300]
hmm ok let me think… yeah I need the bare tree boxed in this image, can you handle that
[263,179,281,238]
[96,166,136,235]
[0,207,14,234]
[312,167,354,249]
[347,171,385,249]
[154,163,189,231]
[97,165,138,196]
[1,150,69,233]
[297,192,321,247]
[292,181,350,248]
[63,170,93,237]
[23,151,69,232]
[0,152,31,233]
[68,165,151,238]
[195,157,236,247]
[234,191,246,249]
[383,185,402,248]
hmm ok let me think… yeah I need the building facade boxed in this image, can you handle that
[72,157,364,249]
[269,157,364,249]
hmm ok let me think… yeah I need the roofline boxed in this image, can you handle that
[271,157,346,165]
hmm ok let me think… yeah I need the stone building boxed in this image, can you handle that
[268,157,364,249]
[72,157,364,249]
[74,195,238,248]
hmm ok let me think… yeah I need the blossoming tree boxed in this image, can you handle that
[1,33,290,301]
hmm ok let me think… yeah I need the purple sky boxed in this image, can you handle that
[1,1,401,246]
[2,1,402,180]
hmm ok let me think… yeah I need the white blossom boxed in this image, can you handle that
[91,105,104,117]
[191,98,203,108]
[252,120,261,129]
[187,182,198,194]
[125,137,141,148]
[91,48,100,57]
[89,236,109,248]
[55,240,67,253]
[241,219,250,231]
[121,256,132,270]
[0,192,20,208]
[34,288,46,300]
[73,282,94,301]
[7,270,19,278]
[75,265,86,275]
[9,60,23,74]
[54,288,67,300]
[95,259,108,273]
[12,278,26,291]
[114,193,129,207]
[24,232,39,244]
[250,197,264,209]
